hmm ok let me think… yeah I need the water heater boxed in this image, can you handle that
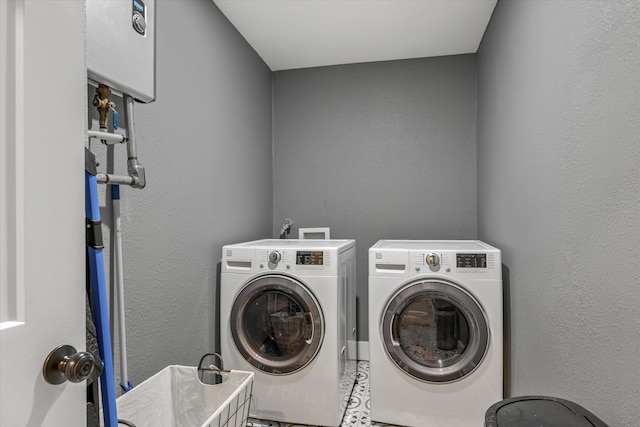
[86,0,156,103]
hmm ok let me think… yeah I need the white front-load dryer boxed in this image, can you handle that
[220,239,357,426]
[368,240,503,427]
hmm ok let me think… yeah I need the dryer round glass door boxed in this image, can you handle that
[381,280,489,383]
[230,274,324,374]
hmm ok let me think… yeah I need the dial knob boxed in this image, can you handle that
[268,250,282,264]
[426,253,440,267]
[132,12,146,35]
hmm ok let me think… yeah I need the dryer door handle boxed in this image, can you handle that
[304,312,315,345]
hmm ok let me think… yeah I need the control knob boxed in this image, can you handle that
[426,253,440,267]
[132,12,146,35]
[268,250,282,264]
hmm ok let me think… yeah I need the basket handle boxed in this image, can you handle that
[198,352,224,371]
[197,352,225,384]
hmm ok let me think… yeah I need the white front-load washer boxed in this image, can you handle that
[220,239,357,426]
[368,240,503,427]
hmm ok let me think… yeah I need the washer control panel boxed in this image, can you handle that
[410,250,499,278]
[223,240,355,277]
[296,251,324,266]
[456,253,487,269]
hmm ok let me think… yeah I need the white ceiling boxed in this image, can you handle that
[212,0,498,71]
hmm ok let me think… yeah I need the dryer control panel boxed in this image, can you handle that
[369,240,501,280]
[410,250,500,279]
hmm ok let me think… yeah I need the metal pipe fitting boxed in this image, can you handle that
[96,174,137,186]
[124,95,146,189]
[92,84,112,129]
[88,130,126,145]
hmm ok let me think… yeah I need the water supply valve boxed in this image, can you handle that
[92,84,112,129]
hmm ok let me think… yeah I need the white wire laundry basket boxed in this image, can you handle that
[109,365,253,427]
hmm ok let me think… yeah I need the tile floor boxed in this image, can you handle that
[246,361,398,427]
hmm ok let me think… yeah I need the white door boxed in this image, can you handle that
[1,1,87,426]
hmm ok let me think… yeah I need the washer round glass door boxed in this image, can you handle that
[230,274,324,374]
[382,279,489,383]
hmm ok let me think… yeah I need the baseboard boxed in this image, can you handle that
[357,341,369,361]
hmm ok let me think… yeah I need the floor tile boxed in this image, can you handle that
[246,361,400,427]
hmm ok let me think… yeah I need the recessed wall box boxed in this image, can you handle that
[298,227,331,240]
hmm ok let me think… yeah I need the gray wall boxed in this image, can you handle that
[84,2,640,424]
[89,0,273,387]
[273,56,478,341]
[478,1,640,425]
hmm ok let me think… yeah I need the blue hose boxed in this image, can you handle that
[86,171,118,427]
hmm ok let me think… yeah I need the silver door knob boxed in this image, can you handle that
[43,345,97,385]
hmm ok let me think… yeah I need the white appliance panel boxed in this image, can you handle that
[368,240,503,427]
[86,0,155,102]
[221,239,356,426]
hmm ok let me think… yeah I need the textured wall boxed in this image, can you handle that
[273,56,478,341]
[478,1,640,425]
[88,0,273,387]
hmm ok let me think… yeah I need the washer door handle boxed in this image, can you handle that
[304,312,314,344]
